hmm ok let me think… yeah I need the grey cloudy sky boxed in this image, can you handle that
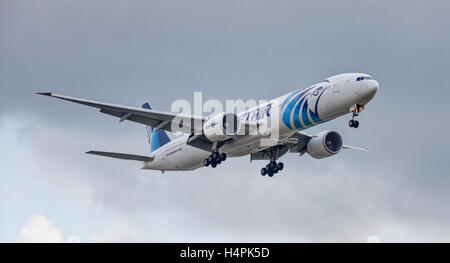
[1,0,450,242]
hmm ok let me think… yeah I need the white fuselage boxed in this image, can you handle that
[142,73,379,171]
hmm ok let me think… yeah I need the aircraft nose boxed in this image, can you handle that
[356,79,379,104]
[367,79,379,97]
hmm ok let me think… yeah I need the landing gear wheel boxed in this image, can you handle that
[220,153,227,161]
[353,120,359,128]
[211,162,217,168]
[273,167,279,174]
[208,155,214,163]
[349,120,354,127]
[216,159,222,165]
[277,162,284,171]
[261,168,267,176]
[203,158,210,167]
[212,152,220,160]
[269,161,277,170]
[267,170,274,177]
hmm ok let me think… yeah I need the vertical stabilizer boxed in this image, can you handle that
[142,103,171,152]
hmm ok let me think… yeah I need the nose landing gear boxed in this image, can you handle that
[349,104,364,128]
[349,119,359,128]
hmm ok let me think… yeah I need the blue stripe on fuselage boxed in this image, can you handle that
[301,99,312,127]
[309,87,326,123]
[282,86,314,129]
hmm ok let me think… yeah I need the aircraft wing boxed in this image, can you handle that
[86,151,154,162]
[37,93,205,134]
[342,145,368,152]
[287,131,313,152]
[250,145,291,161]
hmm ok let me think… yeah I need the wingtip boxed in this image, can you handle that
[36,92,52,96]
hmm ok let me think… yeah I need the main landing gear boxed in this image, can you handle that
[203,151,227,168]
[260,161,284,177]
[260,146,284,177]
[349,104,363,128]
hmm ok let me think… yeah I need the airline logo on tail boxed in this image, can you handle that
[142,102,171,152]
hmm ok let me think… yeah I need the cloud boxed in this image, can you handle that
[17,213,138,243]
[366,236,381,243]
[66,236,81,243]
[17,214,64,243]
[89,224,142,243]
[15,118,450,242]
[1,109,447,242]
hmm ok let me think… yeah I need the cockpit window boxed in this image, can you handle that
[356,76,373,81]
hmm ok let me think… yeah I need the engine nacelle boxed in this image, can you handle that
[306,130,343,159]
[203,113,241,141]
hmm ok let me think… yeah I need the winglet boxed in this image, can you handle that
[36,92,52,96]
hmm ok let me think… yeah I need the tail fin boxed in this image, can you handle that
[142,102,171,152]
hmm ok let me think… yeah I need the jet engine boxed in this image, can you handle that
[203,113,241,141]
[306,130,343,159]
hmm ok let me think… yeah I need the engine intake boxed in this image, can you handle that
[203,113,241,141]
[306,130,343,159]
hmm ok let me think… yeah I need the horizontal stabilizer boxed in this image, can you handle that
[86,151,154,162]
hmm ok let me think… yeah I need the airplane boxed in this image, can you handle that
[38,73,379,177]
